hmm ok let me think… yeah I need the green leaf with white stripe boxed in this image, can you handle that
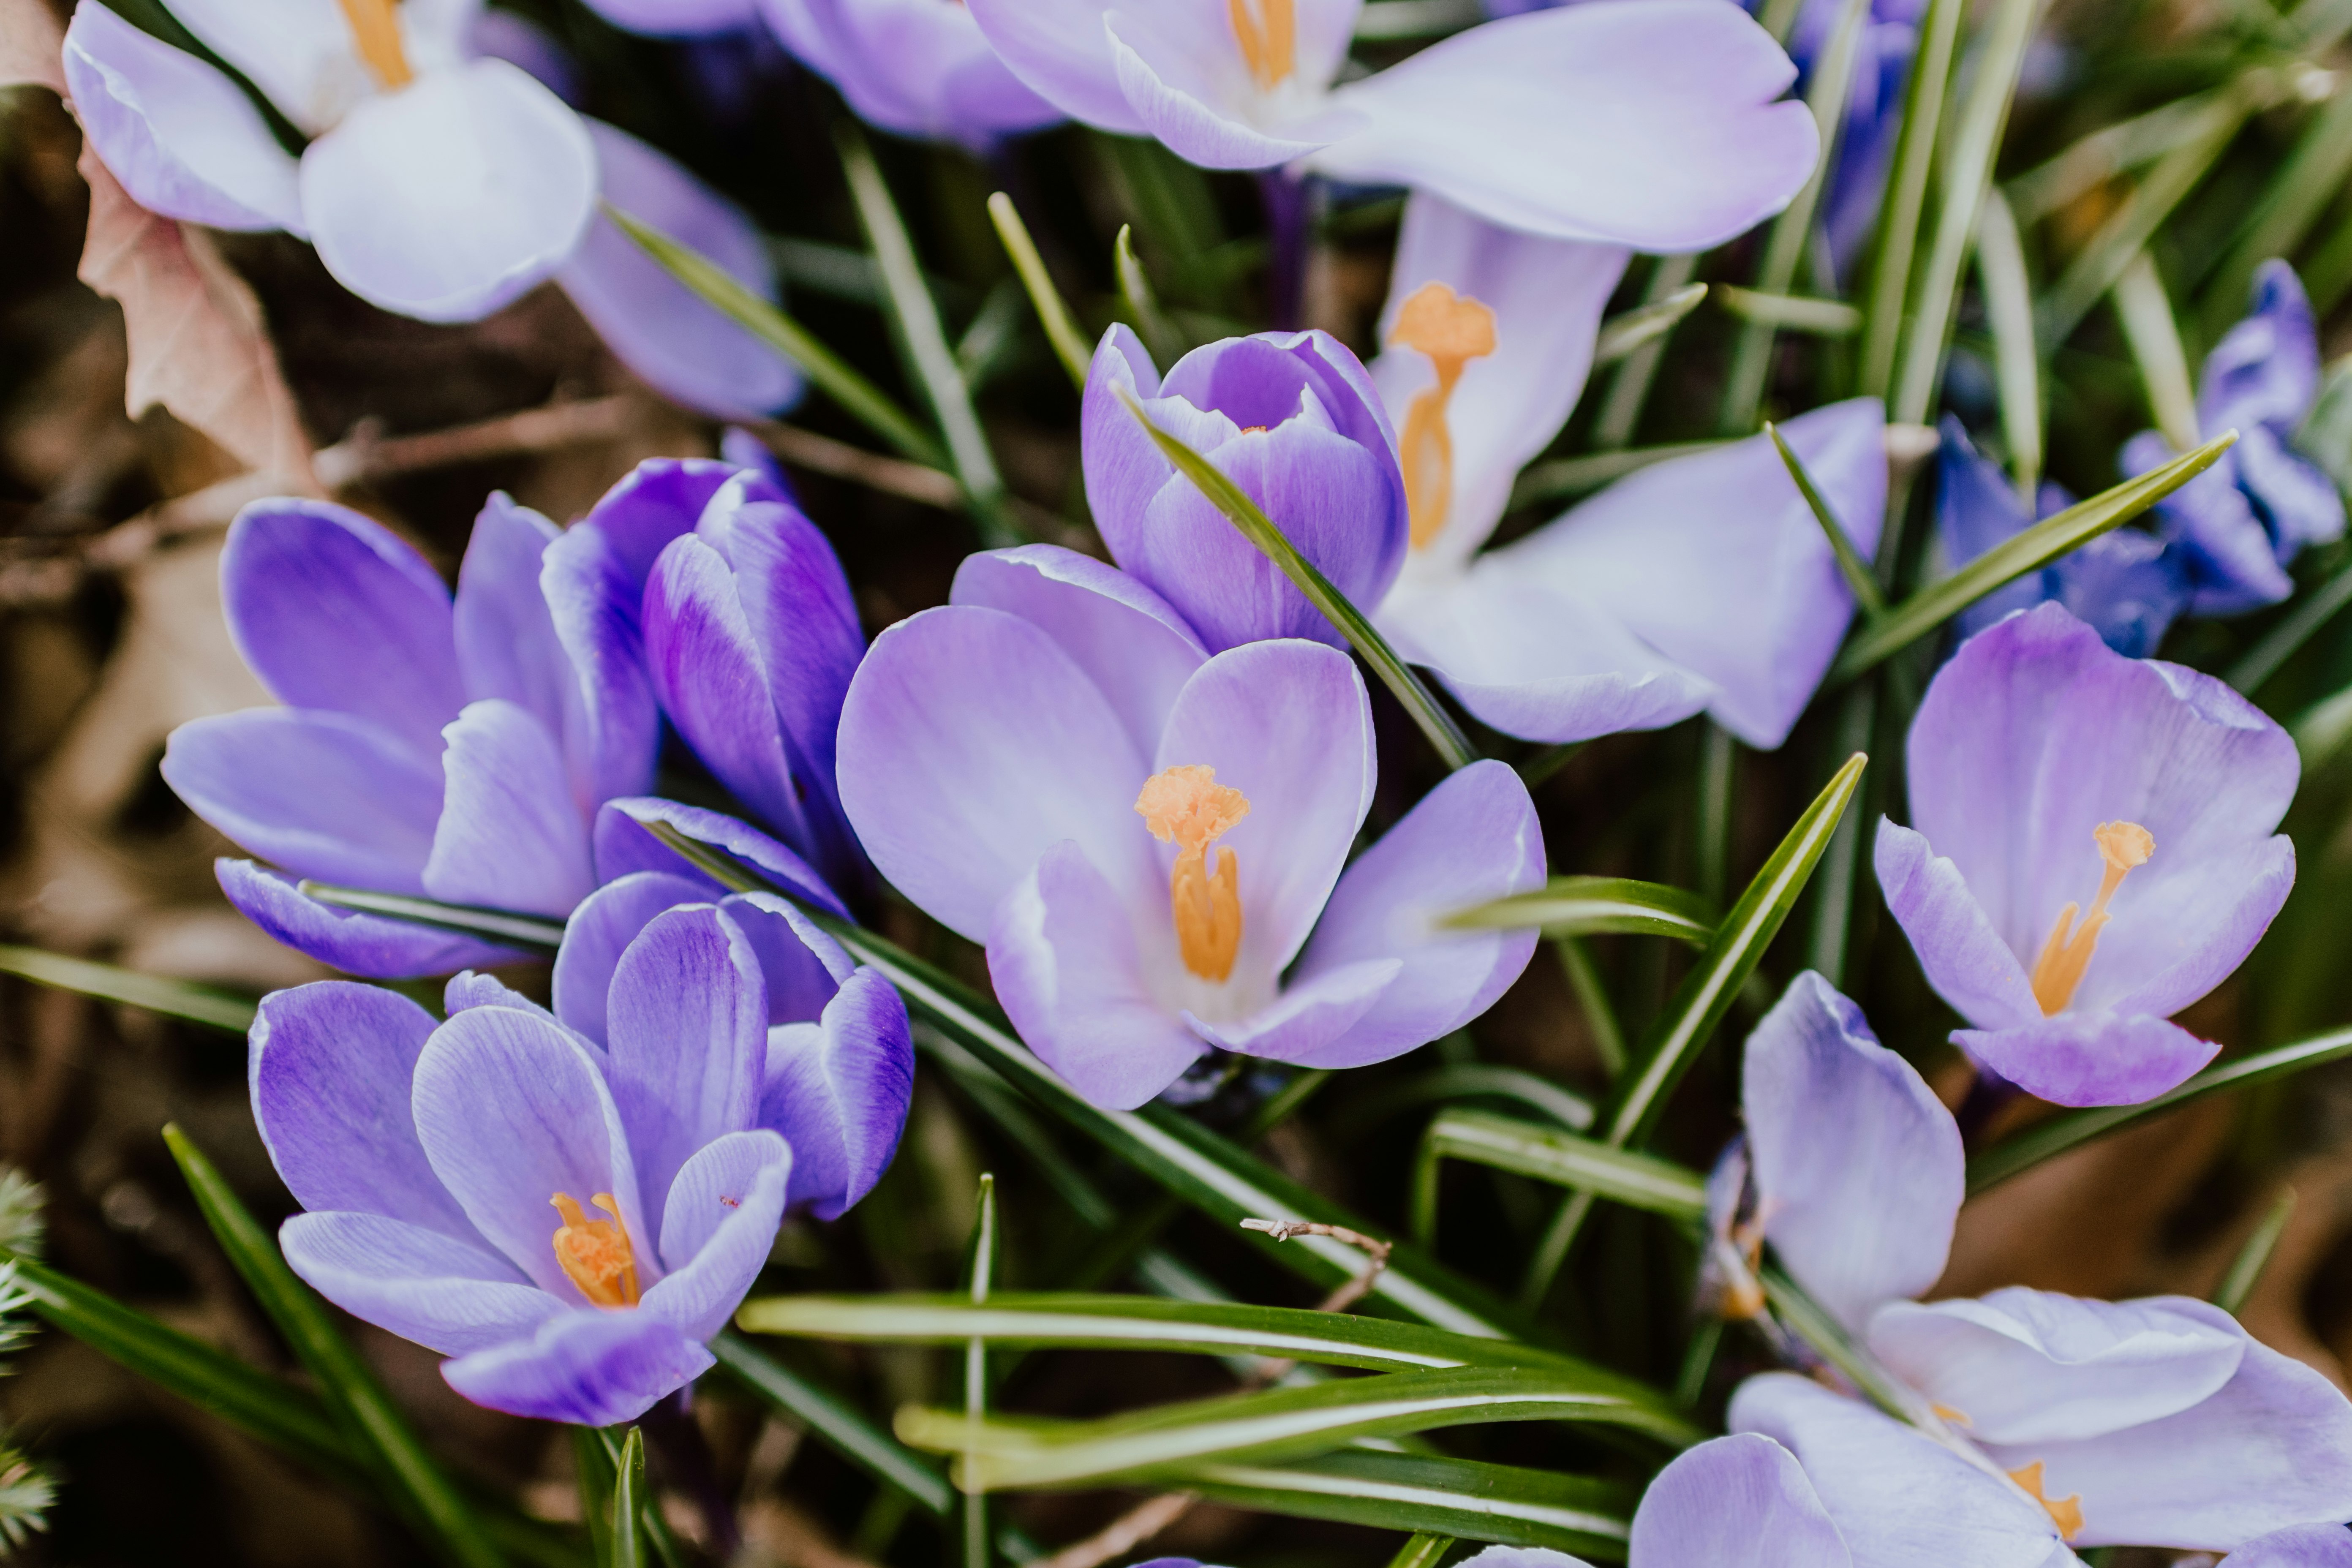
[1443,877,1714,945]
[1417,1110,1709,1234]
[1173,1451,1632,1557]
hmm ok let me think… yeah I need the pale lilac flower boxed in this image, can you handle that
[964,0,1818,249]
[1874,602,2297,1106]
[253,887,909,1425]
[2122,261,2346,615]
[834,547,1544,1109]
[575,0,764,36]
[2223,1525,2352,1566]
[757,0,1064,148]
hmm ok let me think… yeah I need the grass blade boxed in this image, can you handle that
[1112,384,1480,769]
[163,1126,502,1568]
[1857,0,1966,395]
[2225,555,2352,693]
[1591,256,1700,450]
[1114,224,1186,367]
[2112,251,2201,454]
[572,1430,616,1568]
[1829,433,2238,679]
[710,1332,954,1514]
[1714,287,1859,338]
[1967,1026,2352,1193]
[607,1429,645,1568]
[1419,1111,1710,1226]
[2214,1188,2298,1314]
[0,945,256,1033]
[836,122,1019,548]
[988,192,1091,389]
[607,205,947,467]
[1509,441,1729,509]
[1387,1532,1454,1568]
[1974,186,2042,497]
[1440,877,1715,944]
[2201,87,2352,336]
[1594,283,1709,363]
[297,883,567,950]
[1770,424,1884,614]
[1174,1451,1629,1556]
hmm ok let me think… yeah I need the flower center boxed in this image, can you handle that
[338,0,414,90]
[1136,765,1250,983]
[2027,821,2154,1015]
[2006,1460,2083,1539]
[550,1192,640,1309]
[1388,282,1499,551]
[1228,0,1296,90]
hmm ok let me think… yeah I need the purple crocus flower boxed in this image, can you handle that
[1937,418,2189,658]
[2122,261,2346,615]
[1783,0,1923,282]
[66,0,800,419]
[253,885,910,1426]
[545,458,870,892]
[757,0,1064,148]
[163,494,656,978]
[834,546,1544,1109]
[1873,602,2297,1107]
[963,0,1818,250]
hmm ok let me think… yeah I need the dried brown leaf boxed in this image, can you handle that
[73,144,317,487]
[0,0,64,94]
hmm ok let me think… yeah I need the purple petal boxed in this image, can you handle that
[578,458,754,586]
[541,523,663,810]
[2050,526,2189,659]
[1744,971,1962,1329]
[2202,261,2322,437]
[759,967,913,1218]
[1951,1011,2219,1108]
[216,860,526,978]
[249,981,475,1238]
[577,0,760,35]
[441,1309,713,1426]
[2223,1526,2352,1568]
[961,0,1147,132]
[1101,9,1352,169]
[1867,1290,2244,1446]
[2237,424,2346,556]
[988,840,1208,1111]
[454,494,590,798]
[553,871,721,1047]
[280,1211,554,1357]
[468,9,585,104]
[2131,432,2295,616]
[1628,1433,1851,1568]
[63,0,303,233]
[164,710,442,891]
[1185,958,1401,1062]
[757,0,1063,147]
[593,798,847,917]
[642,1129,791,1339]
[1872,818,2043,1034]
[724,891,855,1022]
[219,498,463,757]
[950,545,1208,761]
[422,700,597,918]
[412,1005,648,1298]
[300,60,596,323]
[1292,760,1545,1067]
[1936,416,2056,643]
[445,972,552,1020]
[605,906,768,1215]
[1311,1,1818,249]
[558,119,802,420]
[837,605,1157,943]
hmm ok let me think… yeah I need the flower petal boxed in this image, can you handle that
[1185,958,1401,1062]
[1628,1433,1852,1568]
[454,494,589,794]
[422,699,597,918]
[301,60,596,323]
[1950,1011,2219,1108]
[961,0,1148,132]
[444,971,552,1020]
[1101,8,1355,170]
[724,892,855,1018]
[441,1309,713,1426]
[593,798,847,917]
[554,871,722,1048]
[1871,818,2042,1031]
[837,605,1156,943]
[2202,261,2322,438]
[604,905,769,1215]
[2221,1525,2352,1568]
[1312,0,1818,249]
[756,964,913,1218]
[1291,760,1544,1067]
[578,0,761,38]
[216,859,526,978]
[164,710,443,891]
[280,1211,553,1356]
[755,0,1062,147]
[1745,971,1962,1330]
[642,1128,790,1340]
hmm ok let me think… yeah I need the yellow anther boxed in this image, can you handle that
[1931,1402,1972,1428]
[2028,820,2155,1016]
[1136,765,1250,983]
[338,0,414,89]
[1388,282,1499,550]
[550,1192,640,1309]
[2007,1461,2084,1539]
[1228,0,1296,90]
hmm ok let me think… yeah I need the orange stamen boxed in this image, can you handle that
[1228,0,1296,90]
[337,0,414,89]
[1136,765,1250,983]
[1388,282,1499,550]
[2007,1461,2084,1539]
[2028,821,2154,1015]
[550,1192,640,1309]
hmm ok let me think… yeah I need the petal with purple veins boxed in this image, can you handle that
[554,872,727,1048]
[642,1129,791,1339]
[1950,1010,2219,1108]
[216,860,527,978]
[1628,1432,1851,1568]
[441,1309,714,1426]
[280,1210,555,1357]
[422,700,597,918]
[165,710,443,892]
[758,967,912,1218]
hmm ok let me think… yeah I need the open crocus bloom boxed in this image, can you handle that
[163,495,654,978]
[2122,261,2346,615]
[835,547,1544,1109]
[545,457,870,891]
[963,0,1817,248]
[1874,602,2298,1107]
[253,888,910,1424]
[757,0,1063,148]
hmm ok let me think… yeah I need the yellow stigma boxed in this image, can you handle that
[2027,821,2154,1015]
[1388,282,1499,551]
[550,1192,640,1309]
[1136,765,1250,983]
[338,0,414,89]
[1228,0,1296,90]
[2006,1461,2084,1540]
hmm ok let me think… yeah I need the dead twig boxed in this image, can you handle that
[743,419,963,509]
[1240,1218,1394,1315]
[1022,1490,1200,1568]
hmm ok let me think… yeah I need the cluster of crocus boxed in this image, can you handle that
[61,0,800,419]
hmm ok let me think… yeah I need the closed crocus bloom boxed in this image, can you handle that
[1082,325,1410,654]
[254,895,906,1425]
[2122,261,2346,615]
[64,0,594,322]
[756,0,1063,148]
[545,458,869,891]
[835,547,1545,1109]
[1873,602,2298,1106]
[964,0,1817,251]
[163,495,654,978]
